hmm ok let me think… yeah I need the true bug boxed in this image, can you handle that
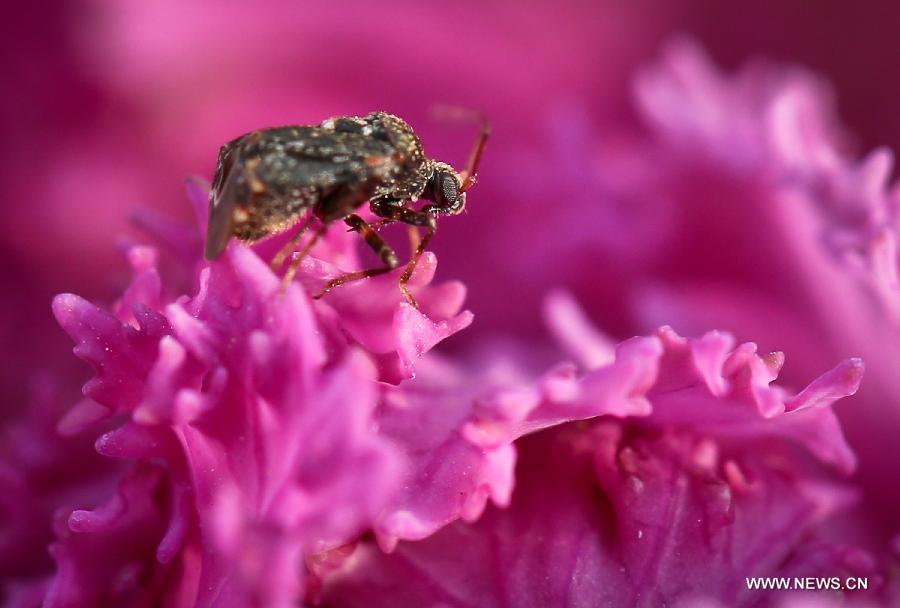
[204,110,489,306]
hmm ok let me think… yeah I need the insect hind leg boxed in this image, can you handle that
[280,222,327,293]
[271,213,316,272]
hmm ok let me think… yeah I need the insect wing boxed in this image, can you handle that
[250,127,397,196]
[205,143,242,259]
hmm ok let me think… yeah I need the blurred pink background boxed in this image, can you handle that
[4,0,900,573]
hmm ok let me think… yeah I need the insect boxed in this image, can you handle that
[204,110,489,307]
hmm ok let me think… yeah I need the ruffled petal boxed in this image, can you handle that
[323,399,869,607]
[52,292,170,414]
[49,237,416,606]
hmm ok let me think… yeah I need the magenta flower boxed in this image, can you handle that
[319,297,872,607]
[628,42,900,540]
[6,2,900,604]
[31,182,877,604]
[45,188,476,605]
[481,39,900,549]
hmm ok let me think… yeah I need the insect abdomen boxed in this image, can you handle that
[232,185,321,242]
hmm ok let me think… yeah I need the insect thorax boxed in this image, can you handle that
[364,112,433,200]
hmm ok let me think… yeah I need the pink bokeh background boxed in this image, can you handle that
[4,0,900,598]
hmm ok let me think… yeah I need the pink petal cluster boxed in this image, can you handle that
[320,296,874,607]
[629,41,900,539]
[35,175,490,605]
[32,194,877,604]
[4,5,900,603]
[484,40,900,547]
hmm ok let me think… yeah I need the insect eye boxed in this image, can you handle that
[440,173,459,205]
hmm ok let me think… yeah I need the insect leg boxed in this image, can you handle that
[346,218,394,233]
[370,199,421,258]
[399,222,435,308]
[407,224,421,251]
[372,206,437,307]
[271,213,316,272]
[280,222,328,291]
[313,214,400,299]
[378,219,398,234]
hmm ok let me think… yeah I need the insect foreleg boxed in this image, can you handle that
[313,214,400,300]
[371,204,437,308]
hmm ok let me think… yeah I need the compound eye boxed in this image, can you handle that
[440,173,459,206]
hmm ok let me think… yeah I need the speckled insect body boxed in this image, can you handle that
[205,111,488,306]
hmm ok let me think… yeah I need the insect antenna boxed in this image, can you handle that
[430,105,490,192]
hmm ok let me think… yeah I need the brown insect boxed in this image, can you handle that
[204,110,489,306]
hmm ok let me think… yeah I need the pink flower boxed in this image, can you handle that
[46,192,472,605]
[0,377,120,596]
[5,2,900,603]
[319,298,875,607]
[42,198,878,605]
[631,41,900,542]
[483,39,900,550]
